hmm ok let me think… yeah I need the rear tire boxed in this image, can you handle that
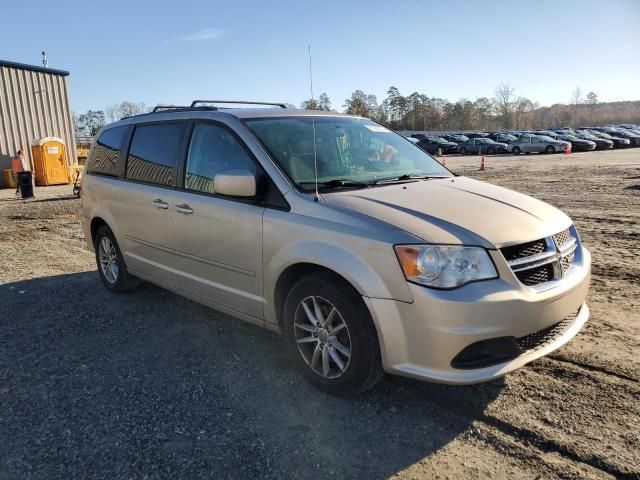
[545,145,555,154]
[94,225,141,293]
[283,272,384,396]
[487,147,495,155]
[512,146,521,155]
[459,147,467,155]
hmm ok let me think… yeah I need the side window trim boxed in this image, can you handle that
[116,125,134,179]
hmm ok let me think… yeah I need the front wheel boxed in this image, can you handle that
[94,225,141,293]
[459,147,467,155]
[283,272,384,396]
[487,147,495,155]
[545,145,555,154]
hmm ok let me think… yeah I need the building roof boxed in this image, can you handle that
[0,59,69,77]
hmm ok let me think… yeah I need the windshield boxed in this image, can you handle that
[454,135,469,141]
[244,116,451,190]
[428,137,447,143]
[594,131,613,139]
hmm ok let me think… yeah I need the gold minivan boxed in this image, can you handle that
[81,101,591,396]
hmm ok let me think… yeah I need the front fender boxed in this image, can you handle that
[263,240,413,325]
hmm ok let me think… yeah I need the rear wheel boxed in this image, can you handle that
[459,147,467,155]
[512,146,521,155]
[283,272,384,396]
[545,145,555,154]
[94,226,141,293]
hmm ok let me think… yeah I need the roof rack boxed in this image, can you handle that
[151,105,218,113]
[190,100,288,109]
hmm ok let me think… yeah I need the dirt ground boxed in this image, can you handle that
[0,148,639,480]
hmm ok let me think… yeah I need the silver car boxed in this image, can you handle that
[508,135,571,154]
[81,102,591,396]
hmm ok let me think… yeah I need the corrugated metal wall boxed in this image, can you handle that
[0,65,76,186]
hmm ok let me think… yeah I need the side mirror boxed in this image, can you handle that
[213,169,257,197]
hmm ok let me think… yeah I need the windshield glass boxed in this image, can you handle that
[245,116,451,189]
[454,135,469,141]
[428,137,447,143]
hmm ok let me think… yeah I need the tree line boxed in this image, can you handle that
[304,85,640,132]
[74,87,640,137]
[73,101,148,136]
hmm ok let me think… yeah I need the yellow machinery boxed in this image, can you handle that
[75,136,93,165]
[31,137,70,185]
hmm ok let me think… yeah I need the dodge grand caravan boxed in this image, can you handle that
[81,101,591,396]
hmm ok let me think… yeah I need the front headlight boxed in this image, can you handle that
[395,245,498,289]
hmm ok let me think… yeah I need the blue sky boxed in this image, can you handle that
[2,0,639,113]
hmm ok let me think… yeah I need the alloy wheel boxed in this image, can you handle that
[293,296,352,379]
[98,236,118,284]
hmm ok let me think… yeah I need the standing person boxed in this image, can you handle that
[11,150,32,198]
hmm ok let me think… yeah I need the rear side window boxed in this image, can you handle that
[88,126,127,176]
[126,123,184,186]
[185,123,256,194]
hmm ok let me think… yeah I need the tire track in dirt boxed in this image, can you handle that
[547,354,638,383]
[390,348,640,479]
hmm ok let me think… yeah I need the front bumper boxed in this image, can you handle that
[365,247,591,384]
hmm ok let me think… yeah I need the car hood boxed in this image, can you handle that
[322,177,571,248]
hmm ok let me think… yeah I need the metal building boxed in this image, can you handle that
[0,59,76,186]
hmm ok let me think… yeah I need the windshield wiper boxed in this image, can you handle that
[298,179,371,190]
[372,174,445,185]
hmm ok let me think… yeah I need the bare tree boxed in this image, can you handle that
[494,83,515,128]
[570,86,583,127]
[105,104,119,123]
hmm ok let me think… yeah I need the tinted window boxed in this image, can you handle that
[88,126,127,176]
[126,123,184,186]
[185,123,256,194]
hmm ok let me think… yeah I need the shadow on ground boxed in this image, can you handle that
[0,272,504,479]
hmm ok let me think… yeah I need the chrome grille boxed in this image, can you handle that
[517,309,579,352]
[554,229,571,248]
[501,239,546,261]
[561,251,575,273]
[516,264,555,286]
[501,225,581,290]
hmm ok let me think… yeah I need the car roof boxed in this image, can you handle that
[106,107,354,130]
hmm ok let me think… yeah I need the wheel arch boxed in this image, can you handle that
[265,241,411,327]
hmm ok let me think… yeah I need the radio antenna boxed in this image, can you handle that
[308,45,320,201]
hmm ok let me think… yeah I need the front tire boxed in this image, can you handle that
[94,225,141,293]
[487,147,495,155]
[283,272,384,396]
[459,147,467,155]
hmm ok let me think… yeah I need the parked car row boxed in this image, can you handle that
[406,124,640,156]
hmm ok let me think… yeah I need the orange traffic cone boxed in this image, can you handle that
[479,155,485,171]
[565,144,571,156]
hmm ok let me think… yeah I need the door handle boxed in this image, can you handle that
[152,198,169,209]
[175,204,194,215]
